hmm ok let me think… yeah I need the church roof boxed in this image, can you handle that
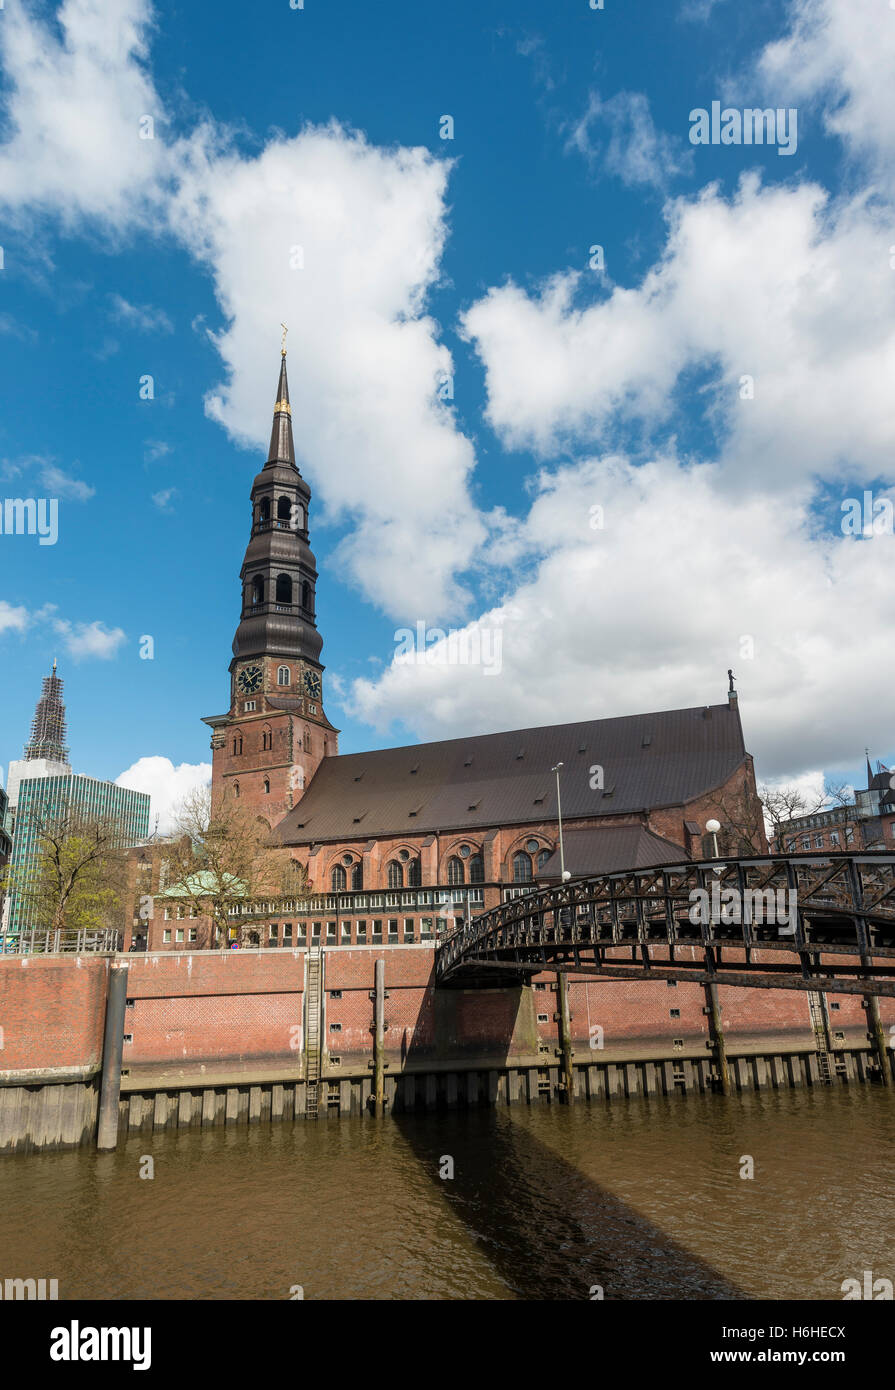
[536,825,688,878]
[276,701,747,846]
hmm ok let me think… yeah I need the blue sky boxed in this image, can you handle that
[1,0,893,828]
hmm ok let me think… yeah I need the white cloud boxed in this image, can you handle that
[0,0,170,231]
[756,0,895,192]
[40,463,95,501]
[0,601,28,634]
[151,487,177,510]
[115,756,211,835]
[53,619,127,660]
[109,294,173,333]
[143,440,171,463]
[461,175,895,488]
[565,91,692,191]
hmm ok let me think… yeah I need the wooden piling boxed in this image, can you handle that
[96,965,129,1150]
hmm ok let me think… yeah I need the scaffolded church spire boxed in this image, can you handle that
[24,661,69,763]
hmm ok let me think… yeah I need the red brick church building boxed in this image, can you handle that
[113,351,759,953]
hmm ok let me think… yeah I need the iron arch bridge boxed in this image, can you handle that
[435,853,895,998]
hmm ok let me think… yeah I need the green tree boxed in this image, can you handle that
[10,799,128,935]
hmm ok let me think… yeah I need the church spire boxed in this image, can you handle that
[24,662,69,762]
[267,348,296,469]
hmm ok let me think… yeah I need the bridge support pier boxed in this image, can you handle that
[703,982,731,1096]
[556,974,574,1104]
[865,994,892,1087]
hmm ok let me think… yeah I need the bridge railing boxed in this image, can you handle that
[435,852,895,981]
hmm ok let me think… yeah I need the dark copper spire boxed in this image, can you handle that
[24,661,69,762]
[267,349,296,468]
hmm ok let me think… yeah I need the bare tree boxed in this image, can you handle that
[759,783,828,851]
[165,786,309,947]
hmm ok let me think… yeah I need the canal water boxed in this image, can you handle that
[0,1087,892,1300]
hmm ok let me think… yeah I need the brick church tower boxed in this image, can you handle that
[202,347,339,826]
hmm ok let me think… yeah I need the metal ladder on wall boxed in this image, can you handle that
[807,990,833,1085]
[305,947,322,1119]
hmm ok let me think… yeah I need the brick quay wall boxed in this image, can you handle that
[1,946,893,1152]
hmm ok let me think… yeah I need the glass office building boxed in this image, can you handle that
[2,773,150,938]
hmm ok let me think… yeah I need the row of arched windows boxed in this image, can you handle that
[326,850,547,890]
[250,574,313,608]
[257,496,305,529]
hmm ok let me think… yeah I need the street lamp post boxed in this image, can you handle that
[551,762,570,883]
[702,818,731,1096]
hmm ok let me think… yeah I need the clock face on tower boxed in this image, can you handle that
[237,665,263,694]
[303,669,321,700]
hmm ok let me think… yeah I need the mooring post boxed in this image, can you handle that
[557,972,574,1103]
[703,982,731,1096]
[865,994,892,1087]
[97,964,129,1150]
[373,958,385,1117]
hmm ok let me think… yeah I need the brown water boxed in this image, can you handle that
[0,1087,892,1300]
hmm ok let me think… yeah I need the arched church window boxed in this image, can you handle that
[513,852,532,883]
[275,574,292,605]
[407,857,421,887]
[259,497,271,523]
[302,728,311,753]
[277,665,290,686]
[232,734,243,755]
[262,727,272,751]
[251,575,264,605]
[387,860,403,889]
[331,865,347,892]
[301,580,312,611]
[277,495,292,522]
[233,781,240,798]
[469,854,484,883]
[263,778,270,794]
[351,862,363,891]
[447,857,464,885]
[537,848,552,873]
